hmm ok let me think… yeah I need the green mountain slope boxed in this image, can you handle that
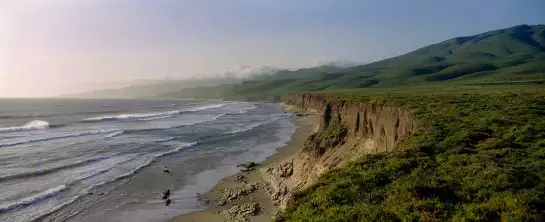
[346,24,545,85]
[161,25,545,99]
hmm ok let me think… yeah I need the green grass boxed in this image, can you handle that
[278,88,545,221]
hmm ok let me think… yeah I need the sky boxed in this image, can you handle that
[1,0,544,97]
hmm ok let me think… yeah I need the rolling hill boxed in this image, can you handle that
[161,24,545,100]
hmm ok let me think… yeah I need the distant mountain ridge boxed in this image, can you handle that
[65,78,242,98]
[65,65,282,98]
[159,24,544,100]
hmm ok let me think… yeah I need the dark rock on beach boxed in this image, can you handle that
[240,167,255,173]
[162,189,170,200]
[220,202,260,222]
[237,161,257,168]
[234,175,246,183]
[217,183,259,204]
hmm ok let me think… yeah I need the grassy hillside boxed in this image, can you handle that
[162,25,545,99]
[280,86,545,221]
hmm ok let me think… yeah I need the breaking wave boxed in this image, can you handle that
[183,103,226,112]
[113,142,198,180]
[0,142,197,214]
[0,129,123,148]
[153,137,175,143]
[0,185,68,213]
[126,114,225,132]
[0,120,50,133]
[81,103,226,123]
[105,130,124,138]
[82,111,180,122]
[225,114,292,134]
[225,105,257,115]
[22,142,198,219]
[238,105,257,114]
[0,155,118,182]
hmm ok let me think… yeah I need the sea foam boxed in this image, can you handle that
[0,120,50,133]
[127,114,226,131]
[225,114,292,134]
[0,155,118,182]
[183,103,226,112]
[0,185,68,213]
[0,129,123,148]
[83,111,180,122]
[82,103,227,123]
[111,142,198,180]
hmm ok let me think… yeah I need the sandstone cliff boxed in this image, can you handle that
[261,93,416,211]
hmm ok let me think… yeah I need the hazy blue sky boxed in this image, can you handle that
[1,0,544,97]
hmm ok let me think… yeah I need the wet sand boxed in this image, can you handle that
[172,104,318,222]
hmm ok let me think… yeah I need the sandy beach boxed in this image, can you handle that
[172,104,318,222]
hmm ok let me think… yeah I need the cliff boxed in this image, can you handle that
[261,93,416,210]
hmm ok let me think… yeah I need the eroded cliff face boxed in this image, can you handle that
[261,93,416,210]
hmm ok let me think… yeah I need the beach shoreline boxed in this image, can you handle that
[171,103,318,222]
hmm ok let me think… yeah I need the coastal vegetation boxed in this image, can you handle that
[279,88,545,221]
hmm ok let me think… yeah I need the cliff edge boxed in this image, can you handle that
[261,93,416,211]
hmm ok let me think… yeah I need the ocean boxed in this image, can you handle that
[0,98,296,222]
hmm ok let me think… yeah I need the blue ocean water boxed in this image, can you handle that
[0,99,295,222]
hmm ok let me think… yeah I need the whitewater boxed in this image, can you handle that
[0,99,295,222]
